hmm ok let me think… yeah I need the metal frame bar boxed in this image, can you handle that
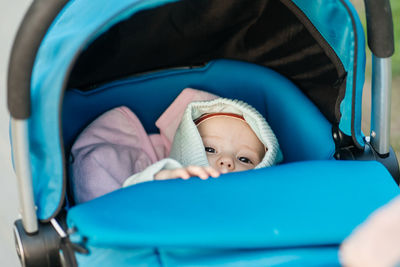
[11,119,38,233]
[370,55,392,155]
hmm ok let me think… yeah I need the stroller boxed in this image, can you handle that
[7,0,400,266]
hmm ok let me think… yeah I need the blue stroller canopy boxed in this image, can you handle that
[29,0,366,221]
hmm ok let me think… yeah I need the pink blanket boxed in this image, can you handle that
[70,88,217,203]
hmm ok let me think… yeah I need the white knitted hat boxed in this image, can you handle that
[169,98,283,169]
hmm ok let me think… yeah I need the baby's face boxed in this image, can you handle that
[196,116,265,173]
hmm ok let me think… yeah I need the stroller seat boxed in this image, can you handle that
[63,61,397,265]
[63,59,397,266]
[63,59,399,266]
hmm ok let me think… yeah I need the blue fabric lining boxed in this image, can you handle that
[292,0,366,146]
[63,59,335,164]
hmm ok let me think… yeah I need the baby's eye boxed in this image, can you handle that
[205,147,216,153]
[238,157,253,164]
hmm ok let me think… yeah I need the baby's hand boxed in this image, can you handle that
[154,166,220,181]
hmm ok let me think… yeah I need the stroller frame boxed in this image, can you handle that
[6,0,398,266]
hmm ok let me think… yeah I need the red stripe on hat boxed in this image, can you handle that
[194,112,245,125]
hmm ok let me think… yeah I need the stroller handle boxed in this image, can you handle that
[7,0,68,234]
[364,0,395,58]
[7,0,68,119]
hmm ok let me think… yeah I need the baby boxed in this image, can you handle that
[154,113,266,180]
[123,97,282,186]
[70,89,282,203]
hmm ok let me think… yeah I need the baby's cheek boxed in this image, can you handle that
[234,159,257,172]
[235,164,253,172]
[205,155,217,168]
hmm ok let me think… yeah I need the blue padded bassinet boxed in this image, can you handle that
[63,59,335,164]
[62,59,398,266]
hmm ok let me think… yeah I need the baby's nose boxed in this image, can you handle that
[217,156,235,172]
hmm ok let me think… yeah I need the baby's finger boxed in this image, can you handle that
[205,166,220,178]
[154,169,173,180]
[186,166,209,180]
[172,169,190,180]
[155,169,190,180]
